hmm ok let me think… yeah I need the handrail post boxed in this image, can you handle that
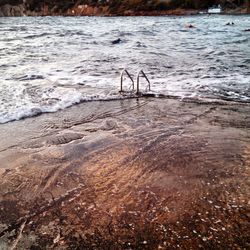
[120,70,124,92]
[120,69,134,93]
[136,71,140,95]
[142,70,151,92]
[136,70,151,95]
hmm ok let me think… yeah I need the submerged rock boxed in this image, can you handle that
[111,38,122,45]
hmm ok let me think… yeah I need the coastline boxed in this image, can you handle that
[0,97,249,249]
[0,5,249,17]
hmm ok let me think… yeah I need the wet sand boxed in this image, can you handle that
[0,97,249,249]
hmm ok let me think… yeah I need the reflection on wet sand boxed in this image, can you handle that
[0,98,249,249]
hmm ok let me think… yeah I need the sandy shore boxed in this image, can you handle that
[0,97,249,249]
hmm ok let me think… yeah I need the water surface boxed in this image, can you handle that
[0,15,249,123]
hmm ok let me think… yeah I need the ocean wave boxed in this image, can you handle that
[1,85,250,124]
[16,75,45,81]
[24,32,55,39]
[0,83,131,124]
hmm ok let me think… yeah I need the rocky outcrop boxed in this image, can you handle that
[66,4,109,16]
[0,4,25,16]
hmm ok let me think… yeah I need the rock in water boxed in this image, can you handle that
[111,38,122,44]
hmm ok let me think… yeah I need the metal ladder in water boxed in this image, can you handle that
[120,69,151,96]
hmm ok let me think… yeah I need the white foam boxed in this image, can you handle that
[0,83,124,124]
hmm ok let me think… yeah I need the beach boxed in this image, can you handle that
[0,97,249,249]
[0,13,250,249]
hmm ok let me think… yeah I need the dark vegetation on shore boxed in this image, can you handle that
[0,0,249,16]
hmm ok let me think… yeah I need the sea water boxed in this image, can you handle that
[0,15,249,123]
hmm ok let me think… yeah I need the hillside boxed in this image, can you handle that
[0,0,249,17]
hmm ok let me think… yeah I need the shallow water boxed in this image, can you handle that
[0,15,250,123]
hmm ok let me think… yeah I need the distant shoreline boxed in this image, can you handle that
[1,12,249,17]
[0,5,249,17]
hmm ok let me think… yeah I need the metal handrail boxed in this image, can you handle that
[136,70,151,95]
[120,69,134,93]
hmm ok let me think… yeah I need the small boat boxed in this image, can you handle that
[208,5,222,14]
